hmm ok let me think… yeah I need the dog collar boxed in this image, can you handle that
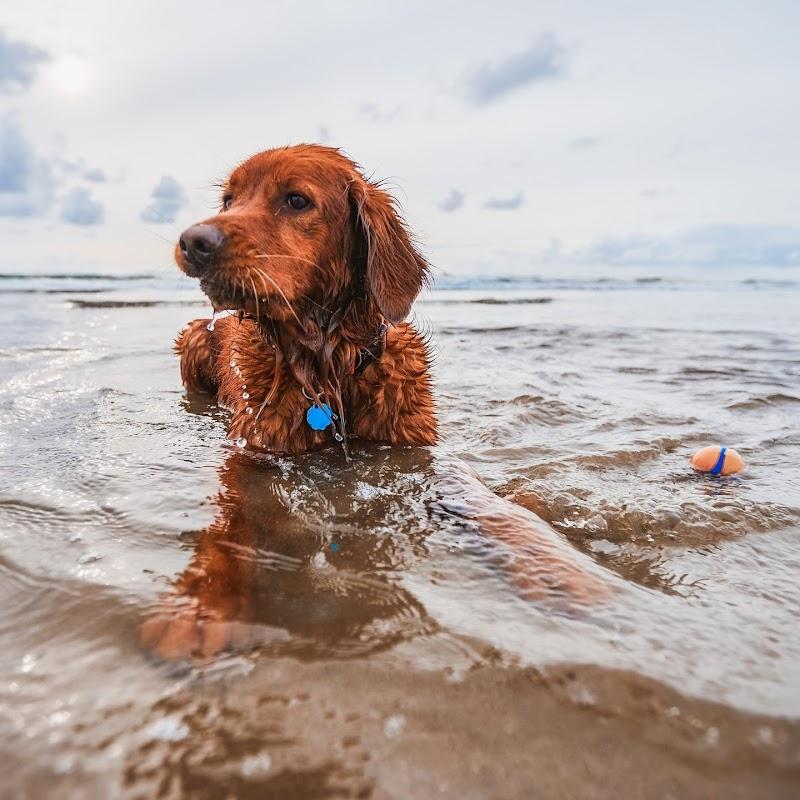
[354,322,389,377]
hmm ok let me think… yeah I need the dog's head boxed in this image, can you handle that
[175,145,428,326]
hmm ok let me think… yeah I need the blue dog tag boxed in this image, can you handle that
[306,403,334,431]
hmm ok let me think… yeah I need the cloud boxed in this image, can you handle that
[84,167,107,183]
[438,189,465,213]
[358,103,403,123]
[0,116,54,216]
[484,192,524,210]
[140,175,187,223]
[572,225,800,268]
[570,136,600,149]
[61,187,104,225]
[0,29,49,93]
[461,34,566,105]
[642,188,672,198]
[315,125,331,143]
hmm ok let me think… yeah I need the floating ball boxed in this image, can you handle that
[691,446,745,476]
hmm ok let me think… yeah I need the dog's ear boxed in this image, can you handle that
[349,177,429,325]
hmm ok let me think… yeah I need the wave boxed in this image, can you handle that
[0,288,106,295]
[433,273,800,292]
[421,297,553,305]
[727,393,800,410]
[69,299,206,309]
[2,270,799,291]
[0,272,157,281]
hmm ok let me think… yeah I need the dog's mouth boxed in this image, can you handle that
[198,274,259,318]
[195,264,305,328]
[198,276,239,312]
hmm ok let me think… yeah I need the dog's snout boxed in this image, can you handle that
[179,224,225,269]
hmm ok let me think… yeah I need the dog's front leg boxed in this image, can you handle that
[175,318,220,394]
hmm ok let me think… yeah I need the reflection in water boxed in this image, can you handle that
[141,444,613,663]
[141,448,438,661]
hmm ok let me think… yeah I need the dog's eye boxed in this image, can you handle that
[222,195,233,211]
[286,193,310,210]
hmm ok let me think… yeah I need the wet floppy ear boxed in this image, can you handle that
[349,177,429,324]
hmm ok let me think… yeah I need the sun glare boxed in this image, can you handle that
[49,54,92,95]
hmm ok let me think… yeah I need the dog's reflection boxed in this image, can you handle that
[141,438,613,663]
[140,447,438,662]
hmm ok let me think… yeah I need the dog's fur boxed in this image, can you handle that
[175,145,437,453]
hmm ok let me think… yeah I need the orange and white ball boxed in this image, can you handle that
[691,446,745,476]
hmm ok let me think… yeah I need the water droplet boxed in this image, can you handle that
[229,360,236,368]
[334,432,343,442]
[245,406,253,414]
[236,437,247,448]
[234,368,241,376]
[145,718,189,742]
[383,714,406,739]
[242,392,250,400]
[206,309,225,332]
[241,753,272,777]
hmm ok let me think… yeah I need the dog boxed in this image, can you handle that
[147,145,612,661]
[175,144,436,455]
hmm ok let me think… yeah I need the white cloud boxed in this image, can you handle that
[574,225,800,268]
[0,116,54,217]
[61,187,104,225]
[438,189,465,213]
[140,175,186,223]
[484,192,524,211]
[461,33,566,105]
[0,28,48,93]
[84,167,107,183]
[569,136,600,149]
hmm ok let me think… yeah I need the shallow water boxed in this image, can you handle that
[1,272,799,798]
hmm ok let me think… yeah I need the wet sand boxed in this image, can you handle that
[6,652,799,799]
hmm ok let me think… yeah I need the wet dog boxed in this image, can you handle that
[175,145,436,454]
[149,146,611,661]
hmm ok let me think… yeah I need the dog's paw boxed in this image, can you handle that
[139,599,234,662]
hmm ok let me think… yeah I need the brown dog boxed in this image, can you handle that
[148,146,611,661]
[175,144,436,454]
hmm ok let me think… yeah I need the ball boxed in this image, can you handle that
[691,446,745,476]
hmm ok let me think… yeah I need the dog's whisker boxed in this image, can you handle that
[250,267,304,327]
[254,270,270,309]
[245,254,333,315]
[249,277,260,325]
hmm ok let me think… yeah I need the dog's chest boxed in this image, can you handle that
[214,325,340,453]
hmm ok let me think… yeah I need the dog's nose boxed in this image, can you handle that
[179,224,225,268]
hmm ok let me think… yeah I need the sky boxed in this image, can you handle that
[1,0,799,276]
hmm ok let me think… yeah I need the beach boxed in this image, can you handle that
[1,271,799,797]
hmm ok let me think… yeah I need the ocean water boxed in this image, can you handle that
[1,270,799,798]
